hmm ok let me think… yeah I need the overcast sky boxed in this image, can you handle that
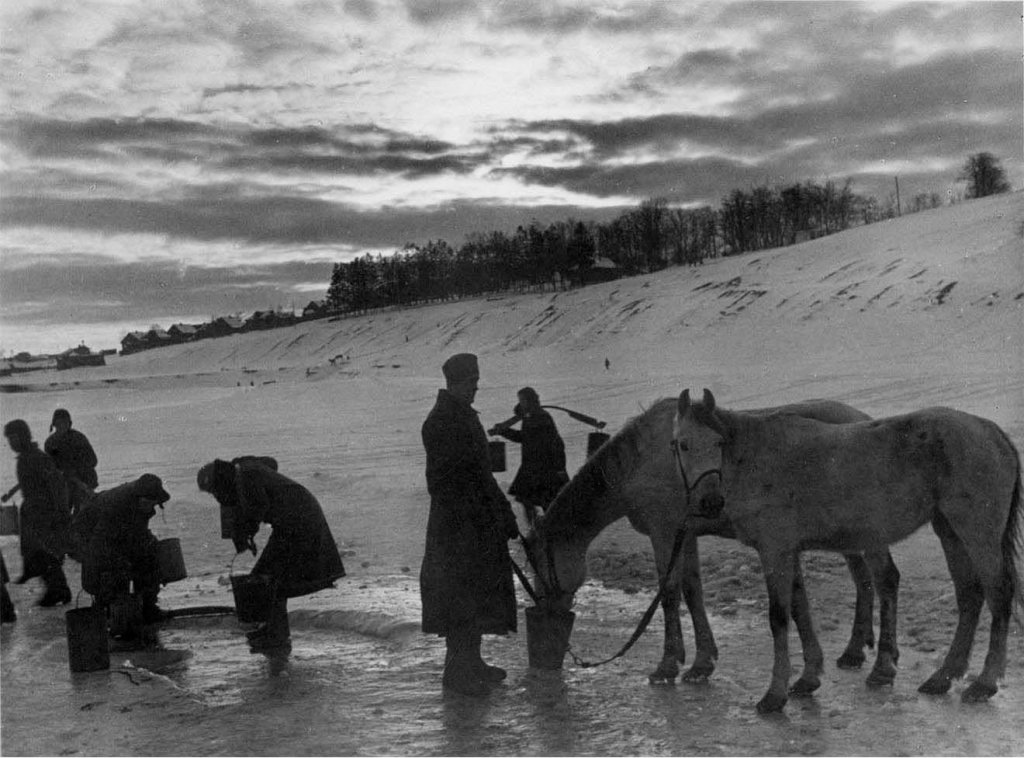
[1,0,1020,354]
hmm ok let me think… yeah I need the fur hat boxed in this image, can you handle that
[3,419,31,440]
[50,408,71,431]
[442,353,479,383]
[135,473,170,505]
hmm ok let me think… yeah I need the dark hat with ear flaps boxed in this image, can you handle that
[135,473,170,505]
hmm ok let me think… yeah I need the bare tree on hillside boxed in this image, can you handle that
[958,152,1011,198]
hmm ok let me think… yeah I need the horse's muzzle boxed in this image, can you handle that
[698,493,725,518]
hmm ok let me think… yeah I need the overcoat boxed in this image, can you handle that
[15,443,70,578]
[76,475,168,596]
[44,429,99,489]
[495,409,568,506]
[231,462,346,599]
[420,389,518,636]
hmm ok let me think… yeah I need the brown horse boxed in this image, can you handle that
[673,389,1022,713]
[527,397,892,690]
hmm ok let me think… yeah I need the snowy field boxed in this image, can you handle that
[1,192,1022,755]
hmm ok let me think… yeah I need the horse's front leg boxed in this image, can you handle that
[788,555,824,696]
[649,581,684,684]
[679,534,718,682]
[757,549,795,714]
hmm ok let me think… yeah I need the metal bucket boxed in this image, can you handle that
[156,538,187,584]
[109,593,143,638]
[488,440,507,472]
[586,431,611,458]
[0,505,18,536]
[525,605,576,670]
[231,573,273,623]
[65,605,110,672]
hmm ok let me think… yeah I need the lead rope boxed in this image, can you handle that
[564,527,687,669]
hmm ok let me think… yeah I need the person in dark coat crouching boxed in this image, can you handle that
[488,386,568,525]
[76,473,171,625]
[197,457,345,654]
[421,353,520,697]
[4,419,72,606]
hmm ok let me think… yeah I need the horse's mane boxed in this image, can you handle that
[540,397,674,538]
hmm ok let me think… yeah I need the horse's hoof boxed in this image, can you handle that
[961,681,997,703]
[647,676,679,688]
[756,692,788,714]
[865,668,896,688]
[681,665,713,684]
[648,661,679,684]
[836,651,866,670]
[918,674,953,696]
[789,677,821,697]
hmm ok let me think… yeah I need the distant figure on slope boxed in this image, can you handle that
[44,408,99,517]
[605,357,610,370]
[421,353,519,697]
[76,473,171,629]
[197,456,345,655]
[487,386,568,525]
[3,419,71,606]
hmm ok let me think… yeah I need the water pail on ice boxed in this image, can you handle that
[156,538,187,584]
[109,593,143,638]
[586,432,611,458]
[0,505,19,536]
[488,440,507,472]
[231,573,273,623]
[525,605,576,670]
[65,605,110,673]
[220,504,234,539]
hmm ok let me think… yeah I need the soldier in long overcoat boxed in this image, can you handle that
[76,473,170,624]
[488,386,569,524]
[198,456,345,654]
[420,353,520,696]
[3,419,71,606]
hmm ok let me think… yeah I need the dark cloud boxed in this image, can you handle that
[484,1,690,34]
[0,193,623,251]
[404,0,479,25]
[0,254,335,327]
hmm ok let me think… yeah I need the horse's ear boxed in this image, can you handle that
[678,389,690,415]
[702,388,716,412]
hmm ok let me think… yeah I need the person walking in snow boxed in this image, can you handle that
[44,408,99,516]
[198,456,345,655]
[3,419,72,606]
[487,386,568,525]
[420,353,520,697]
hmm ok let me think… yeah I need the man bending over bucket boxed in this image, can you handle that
[421,353,520,697]
[76,473,171,628]
[197,457,345,655]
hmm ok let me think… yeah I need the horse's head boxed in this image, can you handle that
[672,388,726,517]
[523,512,586,610]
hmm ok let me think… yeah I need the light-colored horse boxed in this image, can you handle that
[528,397,892,688]
[673,388,1023,713]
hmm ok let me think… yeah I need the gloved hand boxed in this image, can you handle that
[233,535,258,556]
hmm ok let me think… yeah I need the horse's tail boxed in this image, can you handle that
[999,435,1024,625]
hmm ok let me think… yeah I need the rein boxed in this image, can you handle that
[563,527,688,670]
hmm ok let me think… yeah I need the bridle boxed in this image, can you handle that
[669,438,722,510]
